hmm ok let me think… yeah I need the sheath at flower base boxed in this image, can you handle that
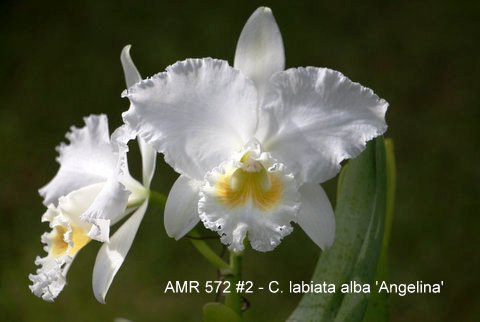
[29,48,156,302]
[122,7,388,252]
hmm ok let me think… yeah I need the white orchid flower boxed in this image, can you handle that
[29,46,156,302]
[122,7,388,252]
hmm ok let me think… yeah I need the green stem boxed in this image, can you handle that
[384,138,396,248]
[149,191,229,272]
[189,229,231,272]
[149,190,167,208]
[224,250,243,316]
[149,189,244,316]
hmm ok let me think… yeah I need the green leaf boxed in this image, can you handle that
[288,137,388,322]
[363,139,396,322]
[202,302,242,322]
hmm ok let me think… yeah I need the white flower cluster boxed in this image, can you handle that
[30,7,388,303]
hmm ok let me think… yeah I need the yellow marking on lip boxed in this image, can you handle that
[51,225,91,257]
[216,167,283,211]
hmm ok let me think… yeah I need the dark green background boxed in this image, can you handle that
[1,1,478,321]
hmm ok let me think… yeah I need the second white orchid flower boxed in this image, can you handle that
[30,46,156,302]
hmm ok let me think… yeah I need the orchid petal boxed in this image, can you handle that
[120,45,142,88]
[92,200,149,304]
[120,46,157,187]
[139,138,156,187]
[29,254,72,302]
[234,7,285,99]
[164,175,201,239]
[39,115,117,206]
[57,183,104,227]
[110,124,135,177]
[258,67,388,185]
[81,179,131,242]
[108,124,149,200]
[297,183,335,250]
[122,58,258,180]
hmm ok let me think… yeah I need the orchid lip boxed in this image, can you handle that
[215,153,283,211]
[51,224,91,257]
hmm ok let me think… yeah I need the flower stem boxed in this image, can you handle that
[224,250,243,317]
[189,229,231,272]
[149,189,243,316]
[149,190,167,208]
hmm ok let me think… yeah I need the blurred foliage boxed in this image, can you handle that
[0,0,479,321]
[289,138,388,322]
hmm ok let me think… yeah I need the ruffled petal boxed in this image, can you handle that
[164,175,201,239]
[29,188,95,301]
[81,179,131,242]
[297,183,335,249]
[39,115,117,206]
[258,67,388,185]
[92,200,149,303]
[110,123,136,182]
[122,58,258,180]
[234,7,285,99]
[29,208,72,301]
[29,254,72,302]
[199,155,300,252]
